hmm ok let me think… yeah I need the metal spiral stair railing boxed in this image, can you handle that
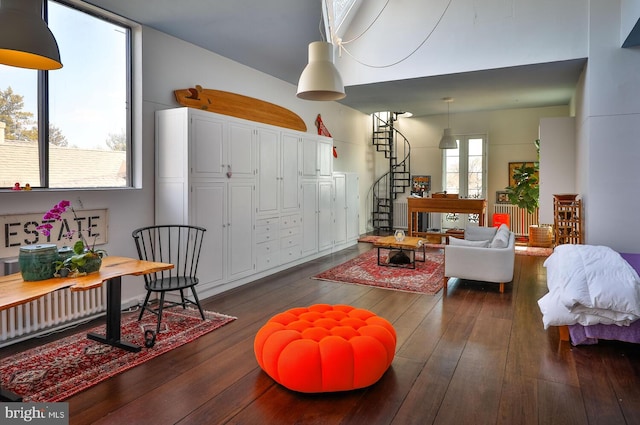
[371,112,411,231]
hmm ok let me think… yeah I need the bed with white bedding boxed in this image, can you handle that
[538,244,640,345]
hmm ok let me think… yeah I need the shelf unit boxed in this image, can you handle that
[554,196,583,245]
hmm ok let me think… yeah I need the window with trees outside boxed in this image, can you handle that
[0,1,131,189]
[442,135,487,227]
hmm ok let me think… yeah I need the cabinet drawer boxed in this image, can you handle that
[256,240,280,271]
[280,234,301,250]
[281,246,301,263]
[256,217,279,227]
[256,223,279,243]
[280,214,301,229]
[280,226,300,238]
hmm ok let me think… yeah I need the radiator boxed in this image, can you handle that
[393,201,408,229]
[0,285,106,347]
[493,204,539,236]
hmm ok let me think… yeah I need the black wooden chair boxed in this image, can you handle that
[132,225,207,343]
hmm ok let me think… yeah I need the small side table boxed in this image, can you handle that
[373,236,427,269]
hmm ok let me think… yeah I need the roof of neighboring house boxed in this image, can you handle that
[0,141,126,188]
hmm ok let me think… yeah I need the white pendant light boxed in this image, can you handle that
[0,0,62,70]
[439,97,457,149]
[297,41,345,101]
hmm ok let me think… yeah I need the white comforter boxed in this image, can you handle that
[538,244,640,329]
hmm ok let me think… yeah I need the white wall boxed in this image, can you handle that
[539,117,576,224]
[575,0,640,252]
[337,0,588,85]
[393,105,568,221]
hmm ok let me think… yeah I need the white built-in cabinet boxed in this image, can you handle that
[303,136,333,178]
[318,180,333,251]
[301,176,335,256]
[281,134,302,213]
[156,107,356,297]
[156,108,255,292]
[301,180,319,257]
[256,128,280,215]
[333,172,360,250]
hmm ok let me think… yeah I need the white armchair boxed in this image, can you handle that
[443,225,516,293]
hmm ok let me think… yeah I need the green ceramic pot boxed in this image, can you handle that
[19,244,59,281]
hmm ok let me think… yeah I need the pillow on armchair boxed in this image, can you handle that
[449,236,490,248]
[465,225,497,241]
[489,224,511,248]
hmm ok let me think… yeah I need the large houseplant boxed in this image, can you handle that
[506,140,552,247]
[506,139,540,213]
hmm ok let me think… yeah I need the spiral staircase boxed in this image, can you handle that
[370,112,411,231]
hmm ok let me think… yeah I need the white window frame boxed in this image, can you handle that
[441,133,488,228]
[0,0,140,190]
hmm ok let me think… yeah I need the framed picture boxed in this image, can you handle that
[508,161,538,188]
[496,191,509,204]
[411,175,431,195]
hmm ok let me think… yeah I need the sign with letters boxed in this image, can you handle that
[0,209,108,258]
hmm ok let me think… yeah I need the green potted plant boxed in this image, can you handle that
[53,240,106,277]
[505,140,552,247]
[37,200,107,277]
[506,162,539,213]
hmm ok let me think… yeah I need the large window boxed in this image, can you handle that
[442,134,487,227]
[0,1,131,189]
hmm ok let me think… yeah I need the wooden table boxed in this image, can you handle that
[407,198,487,236]
[0,256,173,401]
[373,236,426,269]
[420,229,465,245]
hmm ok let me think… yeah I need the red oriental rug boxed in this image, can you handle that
[313,248,445,295]
[0,308,236,402]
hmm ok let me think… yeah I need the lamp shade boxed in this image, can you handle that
[297,41,345,101]
[439,128,457,149]
[0,0,62,70]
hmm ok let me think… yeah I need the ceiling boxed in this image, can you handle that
[85,0,586,117]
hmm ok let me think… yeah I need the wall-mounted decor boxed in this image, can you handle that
[174,85,307,132]
[496,191,509,204]
[0,209,108,258]
[508,162,538,188]
[411,175,431,196]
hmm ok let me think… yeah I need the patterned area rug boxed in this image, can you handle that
[0,308,236,402]
[313,248,445,295]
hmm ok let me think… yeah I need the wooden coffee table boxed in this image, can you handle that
[373,236,426,269]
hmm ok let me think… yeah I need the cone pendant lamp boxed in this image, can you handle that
[439,97,457,149]
[297,41,345,101]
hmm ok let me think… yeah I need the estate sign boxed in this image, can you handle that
[0,209,108,259]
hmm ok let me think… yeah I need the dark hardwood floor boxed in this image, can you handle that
[3,243,640,424]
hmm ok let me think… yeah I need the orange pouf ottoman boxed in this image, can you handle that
[254,304,396,393]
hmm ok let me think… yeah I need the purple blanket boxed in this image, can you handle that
[569,320,640,345]
[569,253,640,345]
